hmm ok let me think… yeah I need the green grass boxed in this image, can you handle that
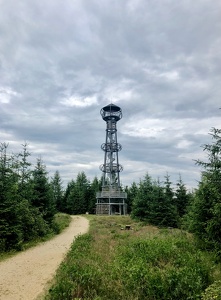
[51,213,72,234]
[45,215,221,300]
[0,213,71,262]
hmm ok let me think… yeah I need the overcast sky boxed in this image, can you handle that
[0,0,221,190]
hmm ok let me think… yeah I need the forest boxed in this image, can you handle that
[1,127,221,259]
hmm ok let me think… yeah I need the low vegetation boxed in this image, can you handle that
[51,213,72,234]
[0,213,71,261]
[45,216,221,300]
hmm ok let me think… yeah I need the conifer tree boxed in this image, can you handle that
[0,143,29,250]
[51,170,63,212]
[131,173,178,227]
[17,143,33,201]
[87,176,101,214]
[0,143,18,249]
[175,175,190,218]
[64,180,75,213]
[131,173,154,221]
[32,158,55,223]
[162,175,178,227]
[186,127,221,252]
[125,182,138,214]
[66,172,90,214]
[147,178,164,225]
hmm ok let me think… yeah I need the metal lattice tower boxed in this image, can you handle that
[96,103,127,215]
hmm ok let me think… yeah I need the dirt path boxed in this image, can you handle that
[0,216,89,300]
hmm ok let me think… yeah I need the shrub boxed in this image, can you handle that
[201,281,221,300]
[115,233,213,299]
[45,216,219,300]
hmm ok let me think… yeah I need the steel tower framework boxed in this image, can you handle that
[96,103,127,215]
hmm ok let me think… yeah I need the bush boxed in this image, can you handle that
[52,213,71,234]
[115,233,213,299]
[201,281,221,300]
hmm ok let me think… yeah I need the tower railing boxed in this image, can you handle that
[96,191,127,198]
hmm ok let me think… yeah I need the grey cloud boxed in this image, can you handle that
[0,0,220,188]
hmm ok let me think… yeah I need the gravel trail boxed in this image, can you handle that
[0,216,89,300]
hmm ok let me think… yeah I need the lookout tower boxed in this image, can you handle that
[96,103,127,215]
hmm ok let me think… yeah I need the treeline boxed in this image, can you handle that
[0,142,102,252]
[129,127,221,256]
[1,126,221,256]
[0,143,56,251]
[60,173,102,215]
[127,173,191,228]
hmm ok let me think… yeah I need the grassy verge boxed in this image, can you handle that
[45,215,221,300]
[0,213,72,262]
[51,213,72,234]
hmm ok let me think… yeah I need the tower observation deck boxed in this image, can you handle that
[96,103,127,215]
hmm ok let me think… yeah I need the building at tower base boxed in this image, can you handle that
[96,189,127,215]
[96,103,127,215]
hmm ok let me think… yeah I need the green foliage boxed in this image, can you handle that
[0,143,60,253]
[64,173,100,215]
[175,175,191,219]
[131,173,178,227]
[51,170,64,212]
[131,173,154,220]
[17,142,33,200]
[66,183,86,214]
[115,234,211,299]
[62,180,75,213]
[87,176,101,214]
[51,213,72,234]
[46,234,103,300]
[201,281,221,300]
[32,158,56,223]
[45,216,219,300]
[185,127,221,254]
[125,181,138,213]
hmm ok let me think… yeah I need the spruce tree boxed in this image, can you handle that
[0,143,23,250]
[31,158,55,223]
[125,182,138,214]
[17,143,33,201]
[51,170,64,212]
[162,175,178,227]
[186,127,221,252]
[148,178,165,225]
[64,180,75,213]
[175,175,190,218]
[66,172,90,214]
[88,176,101,214]
[131,173,154,221]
